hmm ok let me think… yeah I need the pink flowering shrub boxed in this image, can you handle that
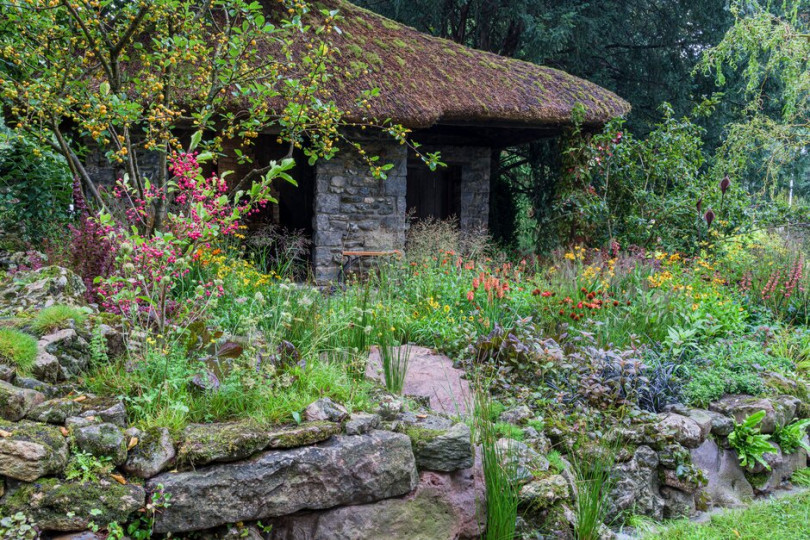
[97,149,294,340]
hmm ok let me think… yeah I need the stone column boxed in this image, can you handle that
[312,142,407,282]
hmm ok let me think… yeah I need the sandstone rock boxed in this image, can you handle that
[26,397,82,424]
[78,396,126,427]
[710,395,797,434]
[270,450,485,540]
[608,445,664,520]
[0,477,144,531]
[0,420,68,481]
[496,438,549,484]
[519,474,569,508]
[406,422,473,472]
[72,422,127,465]
[147,430,418,533]
[499,405,533,425]
[32,349,60,383]
[660,486,695,518]
[304,397,349,423]
[657,413,704,449]
[691,438,753,508]
[178,420,270,466]
[344,412,381,435]
[122,427,175,479]
[0,379,45,421]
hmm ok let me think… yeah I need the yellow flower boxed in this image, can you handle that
[564,252,576,261]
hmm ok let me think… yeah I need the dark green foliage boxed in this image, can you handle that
[773,419,810,455]
[0,122,72,248]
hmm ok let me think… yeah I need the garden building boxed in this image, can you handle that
[86,0,630,282]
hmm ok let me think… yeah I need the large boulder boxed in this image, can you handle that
[608,445,664,520]
[0,380,45,421]
[270,450,485,540]
[709,395,798,434]
[405,422,473,472]
[122,427,176,479]
[0,419,68,481]
[72,422,128,466]
[147,430,419,533]
[691,438,753,508]
[0,477,144,531]
[749,441,807,495]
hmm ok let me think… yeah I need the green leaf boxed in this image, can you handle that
[189,130,202,152]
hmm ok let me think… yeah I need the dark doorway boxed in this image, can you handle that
[406,164,462,220]
[276,156,315,235]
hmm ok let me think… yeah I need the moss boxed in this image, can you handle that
[267,421,340,448]
[442,46,457,56]
[745,470,770,489]
[31,305,87,335]
[0,328,37,372]
[344,43,364,58]
[364,51,383,68]
[381,20,401,30]
[392,38,409,50]
[404,426,444,449]
[394,56,406,68]
[494,422,524,441]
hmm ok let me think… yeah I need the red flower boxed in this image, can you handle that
[466,290,475,302]
[541,291,553,297]
[532,288,541,296]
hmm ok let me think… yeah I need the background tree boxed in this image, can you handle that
[0,0,435,237]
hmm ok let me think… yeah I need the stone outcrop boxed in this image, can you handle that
[147,430,419,533]
[609,445,664,520]
[72,422,127,465]
[406,421,473,472]
[709,395,798,434]
[0,380,45,421]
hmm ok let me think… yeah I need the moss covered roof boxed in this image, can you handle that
[267,0,630,129]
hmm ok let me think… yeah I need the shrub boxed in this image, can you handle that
[728,411,774,470]
[0,329,37,372]
[30,305,87,335]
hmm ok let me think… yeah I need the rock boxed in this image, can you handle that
[0,266,86,314]
[522,428,552,454]
[270,450,485,540]
[147,430,418,533]
[32,349,60,383]
[660,487,695,518]
[710,395,797,434]
[51,534,105,540]
[0,477,144,531]
[39,328,90,379]
[519,474,569,508]
[691,438,753,508]
[608,445,664,520]
[0,420,68,481]
[267,422,341,449]
[65,415,102,428]
[345,412,381,435]
[749,441,807,495]
[26,397,82,424]
[178,420,271,467]
[657,413,705,449]
[0,364,15,382]
[78,396,126,427]
[304,397,349,423]
[0,379,45,421]
[660,468,701,493]
[657,443,690,470]
[496,438,549,484]
[72,422,127,465]
[123,427,176,479]
[96,323,125,358]
[406,422,473,472]
[377,397,404,420]
[499,405,533,425]
[14,376,59,398]
[682,409,715,440]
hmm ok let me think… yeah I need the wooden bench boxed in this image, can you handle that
[340,250,402,282]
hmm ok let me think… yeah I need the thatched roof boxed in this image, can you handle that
[271,0,630,130]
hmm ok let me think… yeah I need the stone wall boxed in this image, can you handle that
[312,142,409,282]
[312,142,491,282]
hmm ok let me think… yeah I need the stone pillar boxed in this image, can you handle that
[312,142,408,282]
[457,147,490,231]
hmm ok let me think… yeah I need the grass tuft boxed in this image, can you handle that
[30,305,86,335]
[0,328,38,372]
